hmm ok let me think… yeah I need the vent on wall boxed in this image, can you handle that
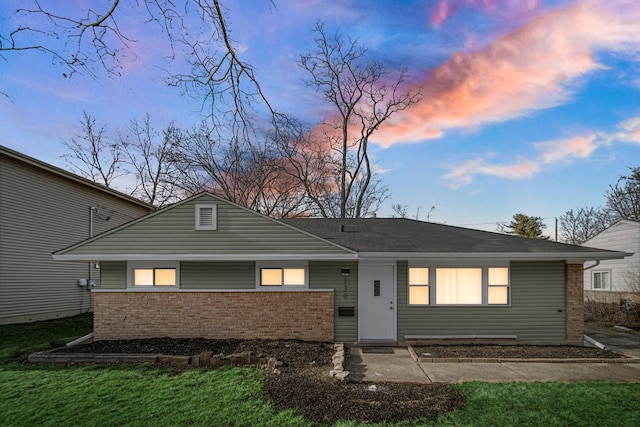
[195,204,217,230]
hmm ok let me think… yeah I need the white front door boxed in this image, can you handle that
[359,263,396,341]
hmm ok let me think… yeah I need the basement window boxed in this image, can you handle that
[195,204,217,230]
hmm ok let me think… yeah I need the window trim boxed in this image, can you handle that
[408,267,430,306]
[407,263,510,306]
[255,261,309,289]
[591,270,611,291]
[195,204,217,231]
[128,261,180,288]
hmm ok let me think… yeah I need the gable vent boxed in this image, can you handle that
[200,208,213,225]
[195,204,217,230]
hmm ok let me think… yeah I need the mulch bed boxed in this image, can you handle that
[55,338,465,423]
[413,344,625,359]
[53,339,624,424]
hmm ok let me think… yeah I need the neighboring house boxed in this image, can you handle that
[0,145,154,325]
[53,193,628,345]
[582,220,639,303]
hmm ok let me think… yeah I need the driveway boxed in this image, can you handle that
[584,323,640,358]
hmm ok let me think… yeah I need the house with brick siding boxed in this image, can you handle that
[53,192,629,345]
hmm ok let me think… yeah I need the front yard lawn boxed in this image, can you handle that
[1,314,639,426]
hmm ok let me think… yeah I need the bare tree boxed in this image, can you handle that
[120,115,183,207]
[1,1,275,132]
[622,266,640,300]
[606,166,640,221]
[297,22,420,218]
[62,112,124,187]
[171,121,308,217]
[558,206,618,244]
[391,204,409,218]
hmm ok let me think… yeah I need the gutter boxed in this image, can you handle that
[583,260,600,271]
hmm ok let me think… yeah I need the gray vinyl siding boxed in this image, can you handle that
[100,262,127,289]
[0,151,151,324]
[397,261,567,344]
[64,195,351,256]
[180,262,255,289]
[99,261,256,289]
[583,221,640,293]
[309,261,358,343]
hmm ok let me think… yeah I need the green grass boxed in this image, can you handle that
[1,315,640,426]
[0,364,308,426]
[430,381,640,427]
[0,313,93,364]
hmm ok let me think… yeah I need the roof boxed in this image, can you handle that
[282,217,630,261]
[0,145,154,210]
[53,193,357,261]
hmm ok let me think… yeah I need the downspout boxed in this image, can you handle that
[85,207,96,313]
[583,260,600,271]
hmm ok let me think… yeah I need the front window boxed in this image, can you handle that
[260,268,305,286]
[488,267,509,305]
[256,262,308,288]
[436,268,482,305]
[408,267,429,304]
[592,271,611,290]
[408,265,510,306]
[129,262,179,288]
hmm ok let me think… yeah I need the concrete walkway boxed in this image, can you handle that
[346,346,640,384]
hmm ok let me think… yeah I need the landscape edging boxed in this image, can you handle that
[27,349,284,370]
[407,345,639,363]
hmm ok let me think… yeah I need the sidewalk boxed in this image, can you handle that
[346,347,640,384]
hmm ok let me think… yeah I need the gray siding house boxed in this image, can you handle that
[582,220,639,303]
[53,192,628,344]
[0,146,153,324]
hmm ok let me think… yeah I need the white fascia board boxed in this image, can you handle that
[357,251,631,261]
[53,253,359,262]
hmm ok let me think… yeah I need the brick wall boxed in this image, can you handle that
[94,291,334,341]
[565,263,584,344]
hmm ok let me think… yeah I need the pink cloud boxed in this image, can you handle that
[616,117,640,144]
[537,135,598,163]
[429,0,540,26]
[444,157,539,188]
[445,133,601,187]
[373,0,640,147]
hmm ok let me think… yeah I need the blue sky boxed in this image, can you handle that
[2,0,640,234]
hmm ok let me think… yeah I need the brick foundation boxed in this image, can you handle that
[565,263,584,344]
[93,291,334,341]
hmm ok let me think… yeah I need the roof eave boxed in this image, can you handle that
[52,253,359,262]
[357,251,632,261]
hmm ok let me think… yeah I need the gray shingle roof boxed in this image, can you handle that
[281,218,624,256]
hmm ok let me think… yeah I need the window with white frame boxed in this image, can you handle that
[592,270,611,290]
[195,204,217,230]
[436,268,482,305]
[129,261,179,288]
[488,267,509,304]
[256,261,307,288]
[408,267,429,304]
[408,265,510,306]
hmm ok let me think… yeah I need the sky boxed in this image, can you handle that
[2,0,640,236]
